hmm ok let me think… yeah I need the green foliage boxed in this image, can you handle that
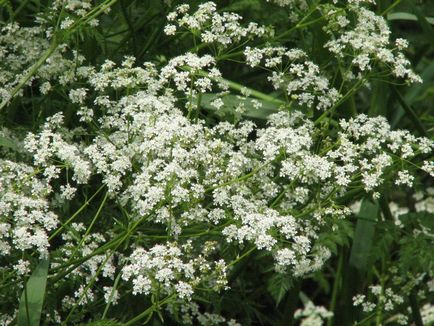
[349,199,379,272]
[17,258,49,326]
[266,272,293,306]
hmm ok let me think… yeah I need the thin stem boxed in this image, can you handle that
[194,69,285,106]
[58,191,109,277]
[49,185,105,241]
[381,0,402,16]
[0,41,59,110]
[123,294,175,326]
[327,251,343,326]
[409,290,423,326]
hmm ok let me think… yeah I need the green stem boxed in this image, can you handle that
[48,185,105,241]
[391,86,427,136]
[123,294,175,326]
[194,69,285,106]
[409,290,423,326]
[102,272,122,319]
[228,247,256,267]
[381,0,402,16]
[63,191,109,267]
[327,251,343,326]
[0,41,59,110]
[315,79,365,125]
[204,160,273,192]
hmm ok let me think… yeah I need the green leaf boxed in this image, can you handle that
[201,93,279,120]
[349,199,379,272]
[369,81,389,117]
[266,272,293,305]
[86,320,122,326]
[0,135,18,150]
[17,258,49,326]
[387,12,434,25]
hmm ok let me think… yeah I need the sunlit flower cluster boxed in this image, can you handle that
[165,2,271,47]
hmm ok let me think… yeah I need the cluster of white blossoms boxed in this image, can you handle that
[122,241,227,300]
[49,0,104,30]
[26,56,429,284]
[165,2,271,47]
[353,285,408,324]
[56,223,117,309]
[172,302,241,326]
[421,303,434,325]
[0,0,432,323]
[159,52,227,109]
[24,113,92,193]
[335,114,432,195]
[324,3,422,83]
[294,301,333,326]
[0,160,58,257]
[0,23,85,104]
[244,46,340,110]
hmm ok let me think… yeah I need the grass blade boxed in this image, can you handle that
[349,199,379,272]
[17,258,49,326]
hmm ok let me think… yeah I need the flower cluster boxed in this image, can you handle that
[122,241,227,300]
[0,23,84,105]
[0,160,58,257]
[294,301,333,326]
[244,47,340,110]
[159,52,227,110]
[324,4,421,83]
[0,0,432,324]
[36,56,430,283]
[165,2,271,47]
[174,302,241,325]
[49,0,105,30]
[353,285,408,325]
[24,113,92,188]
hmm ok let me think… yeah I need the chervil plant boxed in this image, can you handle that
[0,0,433,325]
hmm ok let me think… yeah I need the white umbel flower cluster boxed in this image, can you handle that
[0,24,85,105]
[34,57,429,281]
[165,2,271,47]
[294,301,333,326]
[0,160,58,257]
[324,4,421,84]
[24,113,92,185]
[122,242,227,300]
[244,47,340,110]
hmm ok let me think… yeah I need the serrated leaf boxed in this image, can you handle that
[349,199,379,272]
[266,273,293,305]
[17,258,49,326]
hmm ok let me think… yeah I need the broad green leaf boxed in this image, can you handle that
[387,12,434,25]
[201,93,279,120]
[0,136,18,150]
[349,199,379,272]
[369,81,389,117]
[17,258,49,326]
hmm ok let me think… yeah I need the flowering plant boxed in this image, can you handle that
[0,0,433,325]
